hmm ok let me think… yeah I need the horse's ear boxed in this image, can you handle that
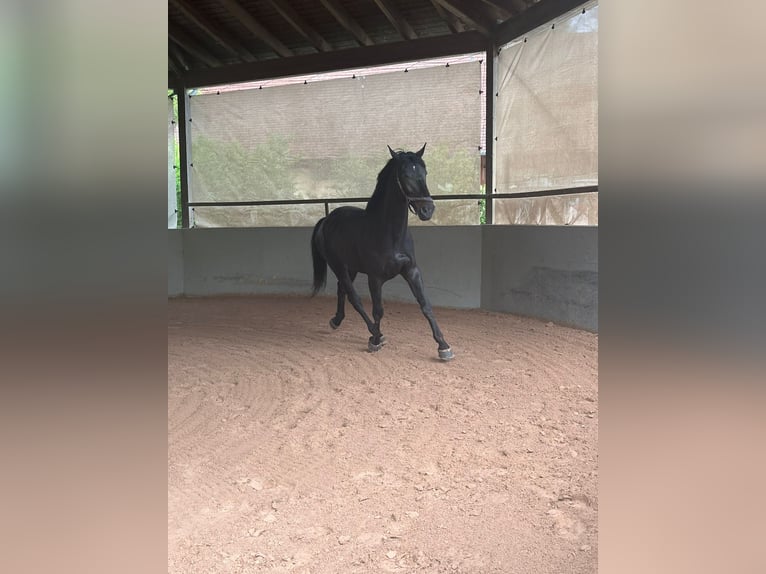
[388,145,397,159]
[416,142,427,158]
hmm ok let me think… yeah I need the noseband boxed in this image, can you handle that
[395,169,434,215]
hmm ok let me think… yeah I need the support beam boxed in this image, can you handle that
[174,84,192,228]
[266,0,332,52]
[216,0,294,58]
[484,41,495,224]
[169,24,221,67]
[430,0,466,34]
[180,31,486,88]
[320,0,375,47]
[372,0,418,41]
[170,0,257,62]
[478,0,513,22]
[494,0,586,45]
[432,0,495,36]
[483,0,527,16]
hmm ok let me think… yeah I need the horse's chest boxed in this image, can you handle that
[379,252,411,279]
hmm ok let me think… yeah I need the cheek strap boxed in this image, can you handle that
[396,171,433,215]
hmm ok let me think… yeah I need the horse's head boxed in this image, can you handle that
[388,143,434,221]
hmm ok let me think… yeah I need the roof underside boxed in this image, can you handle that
[169,0,586,87]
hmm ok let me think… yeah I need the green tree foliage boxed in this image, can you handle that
[424,144,480,196]
[325,156,381,198]
[192,134,298,202]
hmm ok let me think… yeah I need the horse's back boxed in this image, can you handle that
[321,206,367,235]
[327,205,365,220]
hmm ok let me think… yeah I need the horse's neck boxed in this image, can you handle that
[369,171,409,245]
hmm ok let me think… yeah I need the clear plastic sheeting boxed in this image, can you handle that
[191,204,326,228]
[168,96,177,229]
[494,2,598,225]
[411,198,483,227]
[493,192,598,226]
[188,57,483,227]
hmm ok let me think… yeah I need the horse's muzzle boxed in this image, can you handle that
[415,200,435,221]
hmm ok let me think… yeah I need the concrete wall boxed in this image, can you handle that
[168,230,184,297]
[482,226,598,331]
[171,227,482,309]
[181,227,314,296]
[169,225,597,331]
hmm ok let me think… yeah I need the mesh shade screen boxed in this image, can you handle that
[168,97,177,229]
[494,2,598,225]
[188,60,482,227]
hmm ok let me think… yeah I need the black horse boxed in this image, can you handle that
[310,144,453,361]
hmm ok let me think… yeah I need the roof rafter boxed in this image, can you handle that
[508,0,529,14]
[266,0,332,52]
[168,42,190,71]
[432,0,495,36]
[177,31,487,88]
[170,0,257,62]
[319,0,375,47]
[372,0,418,41]
[494,0,585,45]
[169,24,221,67]
[430,0,466,34]
[168,53,181,76]
[478,0,514,21]
[216,0,294,58]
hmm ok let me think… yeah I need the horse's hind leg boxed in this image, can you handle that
[330,272,356,329]
[334,269,378,347]
[367,276,386,351]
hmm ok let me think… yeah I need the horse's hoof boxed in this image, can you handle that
[368,340,384,353]
[368,335,386,349]
[438,347,454,361]
[329,318,340,330]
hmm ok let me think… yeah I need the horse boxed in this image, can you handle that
[310,143,453,361]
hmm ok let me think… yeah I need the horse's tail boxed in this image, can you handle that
[311,217,327,296]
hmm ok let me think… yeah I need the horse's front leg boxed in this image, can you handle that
[367,276,386,352]
[402,265,453,360]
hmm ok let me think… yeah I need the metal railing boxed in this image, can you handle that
[188,185,598,219]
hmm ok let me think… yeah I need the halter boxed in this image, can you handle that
[395,167,434,215]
